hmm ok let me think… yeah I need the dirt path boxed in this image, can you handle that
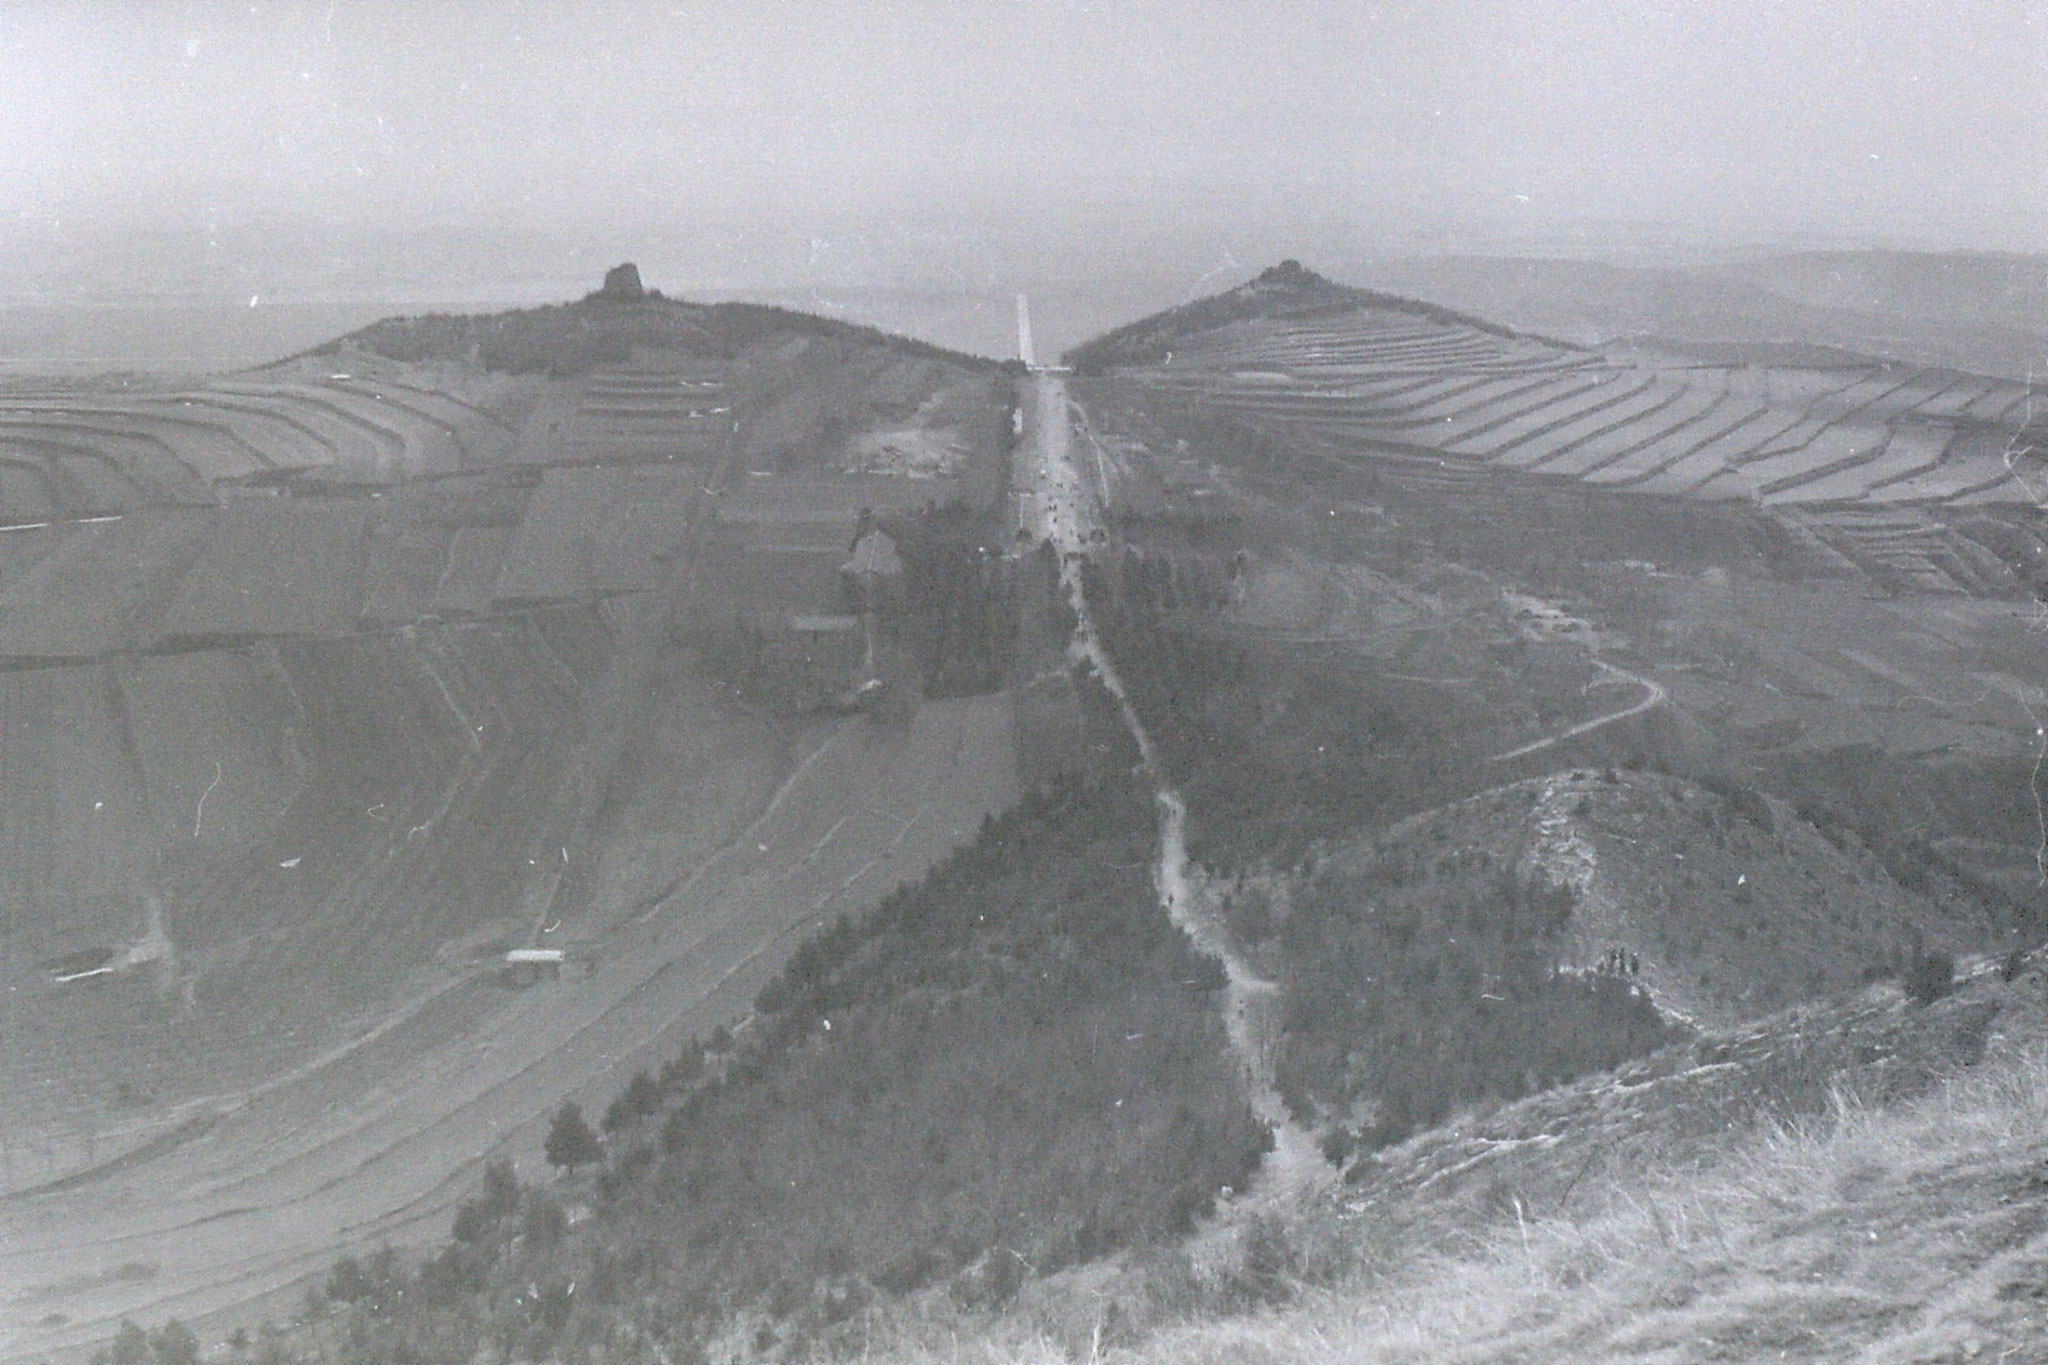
[1492,659,1668,762]
[1024,375,1328,1201]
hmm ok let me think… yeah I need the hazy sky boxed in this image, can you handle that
[4,0,2047,297]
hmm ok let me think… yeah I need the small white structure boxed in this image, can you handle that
[503,946,570,986]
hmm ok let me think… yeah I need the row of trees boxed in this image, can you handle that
[884,502,1023,697]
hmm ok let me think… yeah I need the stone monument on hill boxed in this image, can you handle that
[598,262,646,301]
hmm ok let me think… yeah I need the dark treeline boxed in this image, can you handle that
[879,502,1022,697]
[207,776,1268,1364]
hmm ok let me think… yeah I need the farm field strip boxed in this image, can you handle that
[139,394,358,469]
[0,416,199,483]
[209,382,420,456]
[0,522,68,590]
[1454,372,1661,459]
[1908,374,1999,420]
[90,411,276,483]
[0,456,61,518]
[0,697,1017,1362]
[1289,336,1506,366]
[1630,410,1815,495]
[321,383,505,469]
[0,433,160,509]
[1948,474,2036,505]
[1836,427,1958,495]
[0,509,215,657]
[373,376,525,435]
[1364,372,1584,426]
[1232,372,1469,410]
[428,526,517,614]
[1724,367,1868,407]
[1418,373,1617,446]
[1731,414,1835,466]
[358,521,458,624]
[1807,369,1943,426]
[1164,371,1603,449]
[490,466,622,603]
[1491,374,1697,470]
[155,501,372,640]
[1879,372,1976,422]
[0,624,597,1162]
[1583,400,1780,486]
[1104,292,2047,523]
[1736,425,1893,502]
[1963,381,2035,424]
[1528,381,1733,478]
[246,384,466,479]
[0,368,530,507]
[0,406,270,484]
[1874,459,2029,505]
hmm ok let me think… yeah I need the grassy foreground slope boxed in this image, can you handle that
[866,956,2048,1365]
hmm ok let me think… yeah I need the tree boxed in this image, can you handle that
[148,1320,199,1365]
[104,1321,149,1365]
[603,1070,662,1133]
[544,1101,603,1172]
[1905,948,1956,1005]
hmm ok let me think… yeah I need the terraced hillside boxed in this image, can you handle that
[0,279,1019,1362]
[0,360,527,518]
[1075,262,2047,596]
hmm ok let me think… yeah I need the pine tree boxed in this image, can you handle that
[544,1101,603,1172]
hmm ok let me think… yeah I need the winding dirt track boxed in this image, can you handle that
[1,695,1016,1362]
[1492,659,1668,762]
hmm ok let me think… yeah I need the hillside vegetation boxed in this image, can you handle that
[853,957,2048,1365]
[340,293,996,379]
[1065,261,1550,375]
[231,778,1268,1363]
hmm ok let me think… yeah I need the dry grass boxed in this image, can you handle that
[857,1025,2048,1364]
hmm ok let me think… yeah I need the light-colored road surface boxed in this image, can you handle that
[1,694,1016,1362]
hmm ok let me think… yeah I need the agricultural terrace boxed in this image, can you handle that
[1083,265,2046,598]
[0,357,526,520]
